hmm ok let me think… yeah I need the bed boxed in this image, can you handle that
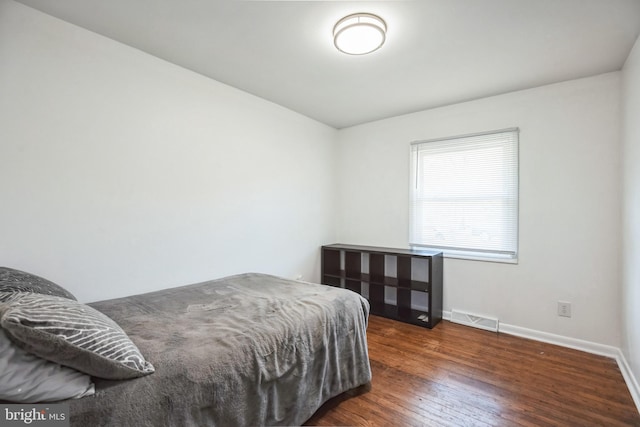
[53,272,371,426]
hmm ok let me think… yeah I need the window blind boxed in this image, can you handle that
[409,128,519,260]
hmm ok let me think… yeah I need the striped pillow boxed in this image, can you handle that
[0,267,77,302]
[0,293,154,380]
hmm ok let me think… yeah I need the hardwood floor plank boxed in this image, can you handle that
[305,316,640,426]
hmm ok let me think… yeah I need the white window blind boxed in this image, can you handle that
[409,128,519,261]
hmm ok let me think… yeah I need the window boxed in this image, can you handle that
[409,128,519,262]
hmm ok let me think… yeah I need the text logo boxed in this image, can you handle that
[1,404,69,427]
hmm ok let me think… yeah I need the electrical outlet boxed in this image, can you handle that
[558,301,572,318]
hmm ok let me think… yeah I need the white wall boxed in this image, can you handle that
[0,0,337,302]
[336,73,622,346]
[622,34,640,394]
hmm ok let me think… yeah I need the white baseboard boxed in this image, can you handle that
[615,348,640,413]
[497,322,620,358]
[442,310,640,413]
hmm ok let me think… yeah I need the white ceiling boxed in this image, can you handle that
[14,0,640,129]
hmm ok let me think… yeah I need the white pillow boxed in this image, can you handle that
[0,328,95,403]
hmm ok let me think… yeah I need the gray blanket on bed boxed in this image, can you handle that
[68,273,371,426]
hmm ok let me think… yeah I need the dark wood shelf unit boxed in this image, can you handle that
[321,244,443,328]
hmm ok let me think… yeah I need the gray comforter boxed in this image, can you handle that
[68,273,372,426]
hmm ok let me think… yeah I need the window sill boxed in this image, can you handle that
[410,246,518,264]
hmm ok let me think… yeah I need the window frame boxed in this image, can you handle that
[409,128,519,263]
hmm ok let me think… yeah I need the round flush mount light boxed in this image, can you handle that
[333,13,387,55]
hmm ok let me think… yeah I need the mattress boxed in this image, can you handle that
[67,272,372,426]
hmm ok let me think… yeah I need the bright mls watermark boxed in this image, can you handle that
[1,404,69,426]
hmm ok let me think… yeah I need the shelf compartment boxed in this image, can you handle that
[383,303,398,318]
[411,257,430,283]
[397,255,412,288]
[345,251,361,279]
[368,282,385,314]
[345,279,361,293]
[369,253,385,283]
[322,248,342,276]
[384,286,397,305]
[397,288,412,318]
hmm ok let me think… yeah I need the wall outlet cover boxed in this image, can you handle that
[558,301,572,318]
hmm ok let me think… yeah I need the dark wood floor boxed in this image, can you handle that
[305,315,640,426]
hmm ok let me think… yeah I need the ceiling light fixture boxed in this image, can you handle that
[333,13,387,55]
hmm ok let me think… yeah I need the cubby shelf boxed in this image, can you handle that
[321,244,443,329]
